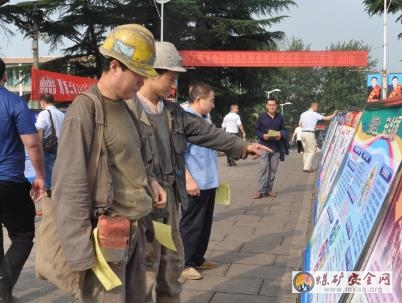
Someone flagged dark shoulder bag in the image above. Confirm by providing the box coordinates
[42,110,58,153]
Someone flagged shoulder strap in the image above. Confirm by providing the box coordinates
[47,109,56,136]
[80,91,105,196]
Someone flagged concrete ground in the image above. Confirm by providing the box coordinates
[7,150,315,303]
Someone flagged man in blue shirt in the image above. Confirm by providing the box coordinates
[179,82,219,280]
[254,98,288,199]
[0,57,45,302]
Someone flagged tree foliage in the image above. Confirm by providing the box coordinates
[363,0,402,38]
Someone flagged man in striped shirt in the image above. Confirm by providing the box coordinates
[222,104,246,166]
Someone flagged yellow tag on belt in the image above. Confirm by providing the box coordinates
[215,183,231,205]
[152,221,177,252]
[91,228,122,291]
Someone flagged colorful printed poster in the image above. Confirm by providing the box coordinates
[305,104,402,303]
[387,73,402,99]
[320,114,345,162]
[350,177,402,303]
[315,111,362,219]
[367,74,382,102]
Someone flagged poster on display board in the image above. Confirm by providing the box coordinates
[350,176,402,303]
[367,74,382,102]
[303,104,402,303]
[313,113,345,224]
[315,113,345,193]
[318,113,345,172]
[387,73,402,99]
[315,111,362,220]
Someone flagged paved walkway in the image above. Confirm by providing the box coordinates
[9,151,316,303]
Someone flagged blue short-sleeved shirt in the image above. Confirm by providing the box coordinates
[0,86,37,182]
[184,108,219,190]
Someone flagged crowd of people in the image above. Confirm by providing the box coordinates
[0,23,339,303]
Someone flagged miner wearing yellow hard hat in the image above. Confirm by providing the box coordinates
[125,41,272,303]
[40,24,167,303]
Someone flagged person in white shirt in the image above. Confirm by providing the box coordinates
[299,101,337,172]
[292,124,304,153]
[35,93,65,194]
[222,104,246,166]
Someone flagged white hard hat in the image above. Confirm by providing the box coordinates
[154,42,186,72]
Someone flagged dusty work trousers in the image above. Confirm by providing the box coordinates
[256,152,280,194]
[301,132,317,170]
[145,186,184,303]
[79,223,146,303]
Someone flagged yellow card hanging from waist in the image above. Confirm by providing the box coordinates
[152,221,177,252]
[215,183,231,205]
[91,228,122,291]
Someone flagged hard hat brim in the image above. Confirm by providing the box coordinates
[128,65,158,78]
[155,66,187,73]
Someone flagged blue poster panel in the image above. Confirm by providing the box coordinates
[387,73,402,99]
[315,111,362,221]
[304,104,402,303]
[351,176,402,303]
[367,74,382,102]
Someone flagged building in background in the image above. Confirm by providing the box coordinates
[3,56,58,99]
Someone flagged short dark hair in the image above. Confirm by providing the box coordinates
[189,82,213,103]
[155,68,170,76]
[40,93,55,104]
[0,58,5,79]
[371,76,378,80]
[310,101,319,106]
[392,76,398,81]
[101,56,128,72]
[266,98,277,104]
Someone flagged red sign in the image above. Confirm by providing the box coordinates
[31,69,98,102]
[179,51,368,67]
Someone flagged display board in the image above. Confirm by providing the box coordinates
[315,111,362,220]
[303,103,402,303]
[367,74,382,102]
[387,73,402,99]
[319,113,345,170]
[350,176,402,303]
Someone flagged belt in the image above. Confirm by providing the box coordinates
[302,130,315,133]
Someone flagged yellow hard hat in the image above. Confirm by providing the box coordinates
[99,24,157,78]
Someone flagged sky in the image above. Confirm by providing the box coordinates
[1,0,401,72]
[272,0,401,72]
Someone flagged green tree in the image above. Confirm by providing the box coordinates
[0,1,31,37]
[9,0,295,81]
[319,40,377,114]
[363,0,402,38]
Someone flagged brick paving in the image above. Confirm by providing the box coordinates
[8,151,316,302]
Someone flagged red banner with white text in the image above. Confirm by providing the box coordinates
[179,50,368,67]
[31,69,98,102]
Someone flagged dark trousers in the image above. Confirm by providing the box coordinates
[296,140,304,153]
[179,188,216,268]
[226,132,240,165]
[0,181,35,299]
